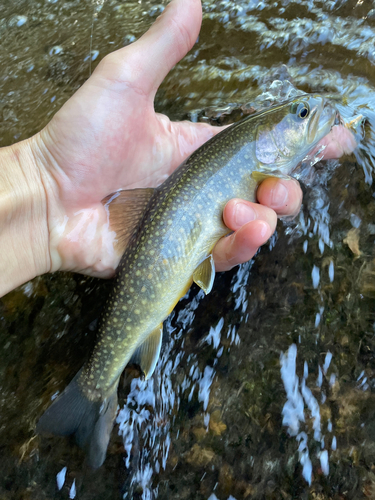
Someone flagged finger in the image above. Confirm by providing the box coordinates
[95,0,202,96]
[213,220,272,272]
[223,198,277,232]
[311,124,358,159]
[257,178,302,217]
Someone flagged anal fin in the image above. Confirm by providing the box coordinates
[193,255,215,295]
[130,324,163,380]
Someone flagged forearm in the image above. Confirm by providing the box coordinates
[0,139,50,297]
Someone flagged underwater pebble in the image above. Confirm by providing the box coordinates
[343,228,362,257]
[218,463,234,495]
[185,444,215,467]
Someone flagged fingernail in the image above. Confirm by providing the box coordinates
[258,220,269,239]
[234,203,256,227]
[271,182,288,208]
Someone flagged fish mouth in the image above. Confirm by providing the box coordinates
[307,97,337,145]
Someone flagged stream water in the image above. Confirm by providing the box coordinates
[1,0,375,499]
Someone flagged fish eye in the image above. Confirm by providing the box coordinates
[291,101,310,119]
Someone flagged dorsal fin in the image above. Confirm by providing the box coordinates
[102,188,155,254]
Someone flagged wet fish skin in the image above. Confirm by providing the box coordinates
[37,95,337,467]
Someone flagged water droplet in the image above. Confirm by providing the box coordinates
[84,50,99,62]
[319,450,329,476]
[56,467,67,491]
[49,45,63,56]
[328,260,334,282]
[311,265,320,288]
[8,15,27,28]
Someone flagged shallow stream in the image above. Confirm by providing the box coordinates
[1,0,375,499]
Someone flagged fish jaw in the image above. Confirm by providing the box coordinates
[306,96,337,146]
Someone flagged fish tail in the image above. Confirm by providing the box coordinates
[36,369,118,468]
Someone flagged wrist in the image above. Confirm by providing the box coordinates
[0,137,50,297]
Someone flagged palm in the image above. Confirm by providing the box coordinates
[41,78,213,210]
[35,0,302,278]
[36,4,222,277]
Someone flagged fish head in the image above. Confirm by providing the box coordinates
[255,95,337,173]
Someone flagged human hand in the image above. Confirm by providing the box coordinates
[0,0,356,297]
[214,178,302,271]
[30,0,305,279]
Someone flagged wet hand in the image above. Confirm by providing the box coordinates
[20,0,357,286]
[215,178,303,271]
[31,0,301,278]
[35,0,217,277]
[2,0,305,297]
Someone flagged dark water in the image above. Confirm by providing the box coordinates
[1,0,375,498]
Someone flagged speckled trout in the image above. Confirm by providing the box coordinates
[37,95,337,467]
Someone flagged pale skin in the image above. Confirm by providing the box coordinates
[0,0,357,298]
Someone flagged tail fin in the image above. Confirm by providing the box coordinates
[36,370,118,468]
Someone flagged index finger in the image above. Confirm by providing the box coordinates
[257,178,303,217]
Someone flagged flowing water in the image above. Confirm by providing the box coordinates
[1,0,375,498]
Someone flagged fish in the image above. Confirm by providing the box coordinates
[36,94,338,468]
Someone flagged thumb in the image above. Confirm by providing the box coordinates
[94,0,203,98]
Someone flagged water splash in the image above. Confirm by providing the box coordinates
[280,344,339,485]
[56,466,67,491]
[231,261,254,315]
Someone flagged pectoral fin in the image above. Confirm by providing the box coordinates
[251,171,292,183]
[193,255,215,295]
[130,324,163,380]
[102,188,155,254]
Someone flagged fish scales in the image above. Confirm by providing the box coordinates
[36,95,338,467]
